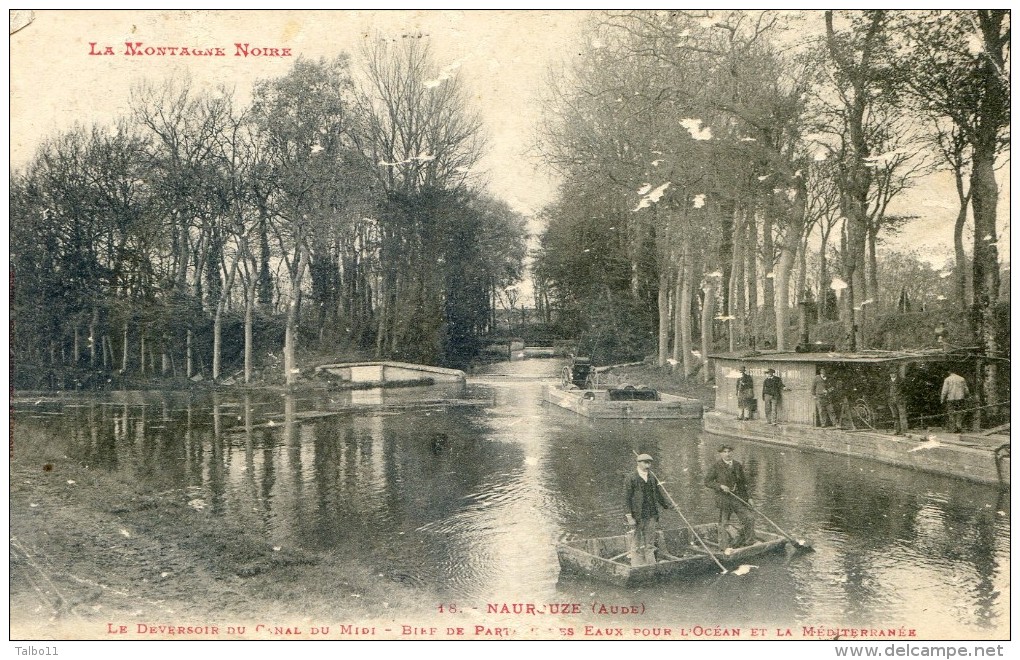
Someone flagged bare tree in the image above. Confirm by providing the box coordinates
[358,36,486,359]
[251,56,368,385]
[131,75,233,377]
[820,10,902,350]
[899,10,1010,423]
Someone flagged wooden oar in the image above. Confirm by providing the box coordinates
[724,491,813,551]
[648,469,728,574]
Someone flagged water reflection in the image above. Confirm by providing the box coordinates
[12,365,1008,637]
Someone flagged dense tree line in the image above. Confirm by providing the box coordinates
[11,40,527,387]
[533,10,1008,418]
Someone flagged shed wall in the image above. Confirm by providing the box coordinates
[714,358,817,425]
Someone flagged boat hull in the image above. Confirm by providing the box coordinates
[543,385,703,420]
[556,524,788,587]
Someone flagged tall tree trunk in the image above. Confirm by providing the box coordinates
[745,205,758,347]
[257,213,274,308]
[175,215,190,291]
[774,253,795,353]
[679,245,695,377]
[186,329,193,378]
[89,308,99,367]
[121,320,129,373]
[657,268,670,368]
[284,242,310,386]
[212,313,223,381]
[952,176,971,313]
[729,207,745,352]
[629,211,644,299]
[826,9,877,353]
[718,199,735,320]
[850,252,866,348]
[672,271,682,370]
[656,216,671,368]
[966,8,1007,427]
[970,151,1000,426]
[701,278,717,383]
[866,225,879,309]
[761,206,775,316]
[818,226,831,322]
[244,279,255,384]
[162,335,170,376]
[774,182,807,352]
[212,247,242,381]
[796,225,810,312]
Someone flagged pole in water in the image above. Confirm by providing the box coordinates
[725,490,813,552]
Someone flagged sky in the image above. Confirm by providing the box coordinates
[9,9,583,218]
[8,9,1010,268]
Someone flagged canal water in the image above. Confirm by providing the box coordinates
[12,358,1009,638]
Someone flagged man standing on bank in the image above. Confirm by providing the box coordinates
[813,368,837,427]
[736,366,755,420]
[887,369,909,435]
[940,370,970,433]
[624,454,671,566]
[761,368,785,425]
[704,445,756,550]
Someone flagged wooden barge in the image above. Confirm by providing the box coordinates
[542,384,703,420]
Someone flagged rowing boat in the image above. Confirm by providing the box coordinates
[556,524,789,586]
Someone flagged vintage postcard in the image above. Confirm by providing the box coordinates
[8,9,1011,653]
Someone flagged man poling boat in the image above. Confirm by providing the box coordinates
[704,445,757,550]
[623,453,671,567]
[704,444,814,552]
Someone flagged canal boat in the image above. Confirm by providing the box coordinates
[556,524,788,587]
[542,384,703,419]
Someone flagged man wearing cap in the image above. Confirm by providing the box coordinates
[761,368,785,425]
[736,366,755,420]
[887,368,909,435]
[624,454,671,566]
[813,368,837,427]
[704,445,756,550]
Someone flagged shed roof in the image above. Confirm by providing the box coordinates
[710,349,957,364]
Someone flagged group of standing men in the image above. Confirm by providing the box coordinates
[624,447,756,566]
[814,366,971,433]
[743,364,971,434]
[736,366,786,425]
[811,366,908,432]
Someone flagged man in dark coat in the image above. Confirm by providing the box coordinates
[704,445,756,550]
[887,369,909,435]
[624,453,671,566]
[736,366,755,420]
[761,368,785,425]
[813,368,837,427]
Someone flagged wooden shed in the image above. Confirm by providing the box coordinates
[710,350,973,429]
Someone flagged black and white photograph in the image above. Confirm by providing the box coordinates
[8,9,1011,652]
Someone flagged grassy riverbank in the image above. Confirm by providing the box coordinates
[10,426,437,640]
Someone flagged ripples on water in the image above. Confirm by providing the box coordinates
[11,358,1009,637]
